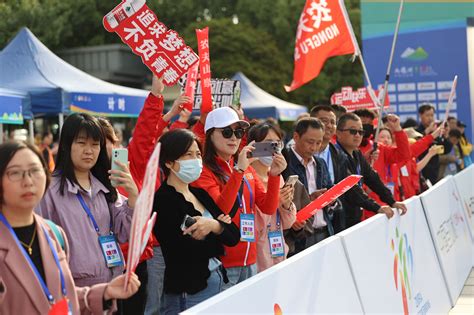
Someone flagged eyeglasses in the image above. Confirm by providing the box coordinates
[6,167,45,182]
[339,128,365,136]
[219,127,245,139]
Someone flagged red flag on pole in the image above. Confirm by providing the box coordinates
[285,0,358,92]
[183,64,199,112]
[196,27,213,114]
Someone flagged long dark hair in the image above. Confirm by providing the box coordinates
[55,113,117,202]
[247,123,283,143]
[0,141,51,205]
[203,129,231,184]
[159,129,202,177]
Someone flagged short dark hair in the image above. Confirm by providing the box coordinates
[418,103,435,114]
[332,104,347,114]
[159,129,202,177]
[402,118,418,129]
[447,116,457,122]
[354,109,375,120]
[449,129,462,139]
[248,123,283,143]
[0,141,51,204]
[337,113,361,130]
[310,105,336,117]
[97,117,119,144]
[42,131,52,140]
[294,117,324,136]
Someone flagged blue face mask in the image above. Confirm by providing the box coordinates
[172,159,203,184]
[258,156,273,167]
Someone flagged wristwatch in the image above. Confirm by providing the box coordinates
[233,165,245,174]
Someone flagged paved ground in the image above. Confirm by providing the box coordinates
[450,269,474,314]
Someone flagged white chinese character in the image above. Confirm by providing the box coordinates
[296,13,314,40]
[118,98,126,111]
[124,21,146,43]
[203,78,211,88]
[151,56,169,73]
[136,39,158,61]
[178,47,198,66]
[163,68,179,84]
[159,31,184,52]
[200,39,209,50]
[174,55,189,70]
[202,64,211,75]
[201,52,210,63]
[149,22,167,39]
[108,97,115,111]
[137,10,156,27]
[306,0,332,29]
[221,81,234,94]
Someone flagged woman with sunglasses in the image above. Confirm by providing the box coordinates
[36,113,139,288]
[0,141,140,314]
[247,123,296,272]
[193,107,287,289]
[153,129,240,314]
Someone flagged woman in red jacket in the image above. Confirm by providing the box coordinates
[192,107,286,289]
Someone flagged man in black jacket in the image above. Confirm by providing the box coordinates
[335,112,407,228]
[310,105,395,231]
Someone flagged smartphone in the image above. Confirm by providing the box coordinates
[284,175,298,188]
[249,141,280,158]
[180,215,197,231]
[111,148,128,187]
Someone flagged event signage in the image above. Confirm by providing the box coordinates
[124,143,161,286]
[296,175,361,222]
[182,64,199,112]
[103,0,199,86]
[0,95,24,124]
[196,27,212,113]
[339,197,451,314]
[330,86,390,111]
[285,0,358,91]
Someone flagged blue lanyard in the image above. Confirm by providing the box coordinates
[386,166,393,182]
[267,210,281,231]
[225,171,254,214]
[76,193,112,236]
[0,214,67,304]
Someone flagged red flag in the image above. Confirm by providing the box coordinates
[296,175,362,222]
[183,64,199,112]
[285,0,358,92]
[196,27,213,114]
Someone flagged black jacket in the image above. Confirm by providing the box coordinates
[153,182,240,294]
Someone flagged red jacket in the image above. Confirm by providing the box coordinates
[192,156,280,268]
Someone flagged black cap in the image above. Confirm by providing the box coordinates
[457,120,466,128]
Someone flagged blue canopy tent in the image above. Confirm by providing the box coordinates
[232,72,307,121]
[0,28,148,118]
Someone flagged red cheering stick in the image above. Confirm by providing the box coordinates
[296,175,362,223]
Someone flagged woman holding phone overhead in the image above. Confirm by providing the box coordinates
[192,107,287,289]
[36,113,139,287]
[0,141,140,314]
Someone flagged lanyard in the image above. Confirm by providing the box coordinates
[0,214,67,304]
[236,177,254,214]
[76,193,112,236]
[386,166,393,182]
[267,210,281,231]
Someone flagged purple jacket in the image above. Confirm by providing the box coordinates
[35,175,133,287]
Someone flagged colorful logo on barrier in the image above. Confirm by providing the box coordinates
[391,227,414,315]
[274,303,283,315]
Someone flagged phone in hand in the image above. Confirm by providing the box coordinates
[248,141,280,158]
[180,215,197,231]
[111,148,128,187]
[284,175,298,188]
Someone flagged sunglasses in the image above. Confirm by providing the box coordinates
[339,128,365,136]
[219,127,245,139]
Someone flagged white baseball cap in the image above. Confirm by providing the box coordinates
[204,107,250,133]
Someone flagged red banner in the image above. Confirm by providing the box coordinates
[196,27,213,114]
[285,0,358,92]
[183,64,199,112]
[330,86,390,112]
[103,1,198,86]
[296,175,362,222]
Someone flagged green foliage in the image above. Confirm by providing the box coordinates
[0,0,363,107]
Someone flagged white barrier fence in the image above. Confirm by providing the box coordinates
[184,166,474,314]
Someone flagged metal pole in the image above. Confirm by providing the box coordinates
[374,0,405,143]
[0,123,3,144]
[59,113,64,131]
[28,119,34,144]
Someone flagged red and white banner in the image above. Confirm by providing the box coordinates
[330,86,390,112]
[124,143,161,286]
[196,27,213,113]
[103,1,198,86]
[296,175,361,222]
[285,0,358,92]
[183,64,199,112]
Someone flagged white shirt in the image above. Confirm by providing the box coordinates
[291,148,326,228]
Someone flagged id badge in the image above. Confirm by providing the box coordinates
[268,230,285,258]
[98,235,124,268]
[400,166,409,177]
[386,182,395,195]
[449,163,457,172]
[240,213,255,242]
[48,298,71,315]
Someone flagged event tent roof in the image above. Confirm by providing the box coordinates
[0,28,148,117]
[232,72,307,121]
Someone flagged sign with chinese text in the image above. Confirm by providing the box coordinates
[196,28,212,113]
[330,86,390,112]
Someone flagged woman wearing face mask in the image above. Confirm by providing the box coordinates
[192,107,287,289]
[247,123,296,272]
[153,129,240,314]
[36,113,139,287]
[0,141,140,314]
